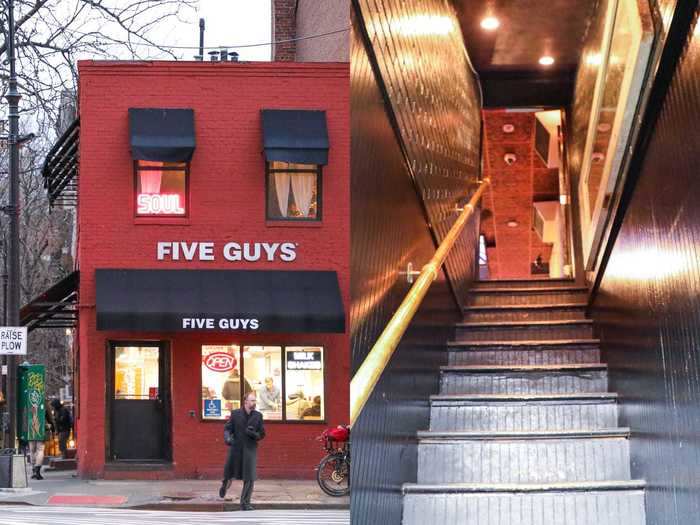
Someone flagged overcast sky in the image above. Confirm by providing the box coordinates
[166,0,272,61]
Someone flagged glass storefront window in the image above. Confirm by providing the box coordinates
[285,347,324,421]
[135,160,188,216]
[114,346,159,399]
[200,344,325,422]
[201,345,243,420]
[243,346,283,421]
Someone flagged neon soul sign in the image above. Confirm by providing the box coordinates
[137,193,185,215]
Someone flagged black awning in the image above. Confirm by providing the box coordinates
[261,109,329,165]
[129,108,196,162]
[20,271,79,332]
[96,269,345,333]
[42,118,79,208]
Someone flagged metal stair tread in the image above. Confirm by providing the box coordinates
[475,278,576,285]
[441,363,607,372]
[464,302,588,311]
[417,428,631,441]
[472,286,588,294]
[448,338,600,348]
[430,392,618,403]
[456,319,594,328]
[402,479,646,494]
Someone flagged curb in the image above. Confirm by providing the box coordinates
[132,501,350,512]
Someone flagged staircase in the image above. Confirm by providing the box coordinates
[402,279,646,524]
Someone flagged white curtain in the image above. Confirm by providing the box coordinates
[140,170,162,194]
[274,172,291,217]
[291,173,316,217]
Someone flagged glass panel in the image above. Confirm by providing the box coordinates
[201,345,243,420]
[285,347,324,421]
[114,346,159,400]
[243,346,283,420]
[136,160,187,216]
[585,2,634,220]
[267,161,319,220]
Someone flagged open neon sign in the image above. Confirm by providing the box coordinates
[137,193,185,215]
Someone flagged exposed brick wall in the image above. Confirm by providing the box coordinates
[76,61,350,479]
[481,110,559,279]
[272,0,297,61]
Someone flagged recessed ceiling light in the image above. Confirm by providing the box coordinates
[480,16,500,31]
[539,55,555,66]
[597,122,612,132]
[506,220,519,228]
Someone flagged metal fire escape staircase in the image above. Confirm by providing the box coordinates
[401,280,647,524]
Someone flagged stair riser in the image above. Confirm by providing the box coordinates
[403,491,646,525]
[464,308,587,322]
[417,438,631,484]
[469,291,588,306]
[474,280,577,289]
[456,324,594,341]
[440,371,608,395]
[430,402,618,432]
[448,348,601,366]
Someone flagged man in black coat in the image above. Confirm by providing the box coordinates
[219,391,266,510]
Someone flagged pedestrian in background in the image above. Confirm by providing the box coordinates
[50,399,72,458]
[27,400,55,480]
[219,391,266,510]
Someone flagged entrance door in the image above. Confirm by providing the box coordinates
[109,342,171,461]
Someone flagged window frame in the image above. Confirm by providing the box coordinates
[199,343,326,425]
[133,160,191,218]
[265,162,323,222]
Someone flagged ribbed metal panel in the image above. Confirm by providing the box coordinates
[440,368,609,395]
[430,398,618,432]
[456,321,594,341]
[464,305,587,322]
[403,489,646,525]
[469,289,589,306]
[416,436,631,484]
[448,347,600,365]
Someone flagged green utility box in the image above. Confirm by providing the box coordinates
[17,364,46,442]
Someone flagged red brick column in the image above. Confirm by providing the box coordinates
[272,0,296,61]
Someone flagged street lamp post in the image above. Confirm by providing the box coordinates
[4,0,22,453]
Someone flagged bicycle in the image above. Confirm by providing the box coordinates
[316,425,350,497]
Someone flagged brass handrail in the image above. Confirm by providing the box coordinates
[350,178,491,424]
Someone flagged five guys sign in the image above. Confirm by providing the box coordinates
[156,241,297,262]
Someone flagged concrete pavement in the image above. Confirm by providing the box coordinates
[0,470,349,511]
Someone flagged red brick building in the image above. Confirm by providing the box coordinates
[39,60,349,479]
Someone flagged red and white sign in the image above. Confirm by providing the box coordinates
[203,352,237,372]
[137,193,185,215]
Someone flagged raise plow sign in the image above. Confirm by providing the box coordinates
[0,327,27,355]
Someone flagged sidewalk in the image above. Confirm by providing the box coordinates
[0,470,349,511]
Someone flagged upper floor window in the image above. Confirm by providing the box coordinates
[135,160,188,216]
[261,109,329,223]
[129,108,195,218]
[266,161,321,220]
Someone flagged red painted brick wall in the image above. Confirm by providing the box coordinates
[76,61,350,479]
[272,0,296,61]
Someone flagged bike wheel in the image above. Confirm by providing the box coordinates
[316,454,350,496]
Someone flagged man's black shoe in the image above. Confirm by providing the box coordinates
[218,479,228,498]
[241,504,254,511]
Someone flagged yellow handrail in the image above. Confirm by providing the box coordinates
[350,178,491,424]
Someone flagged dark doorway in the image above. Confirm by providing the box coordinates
[107,341,171,462]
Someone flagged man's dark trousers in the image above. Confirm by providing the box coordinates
[241,480,254,507]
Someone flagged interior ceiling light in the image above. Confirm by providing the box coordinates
[480,16,500,31]
[597,122,612,132]
[502,124,515,133]
[506,219,519,228]
[539,55,555,66]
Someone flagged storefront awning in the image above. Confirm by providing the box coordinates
[20,271,79,332]
[96,269,345,333]
[129,108,196,162]
[261,109,329,165]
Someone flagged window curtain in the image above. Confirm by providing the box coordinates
[140,171,162,194]
[274,172,291,217]
[291,173,315,217]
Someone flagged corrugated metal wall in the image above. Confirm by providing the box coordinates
[590,7,700,525]
[350,0,482,522]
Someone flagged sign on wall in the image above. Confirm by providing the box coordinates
[0,327,27,355]
[156,241,298,262]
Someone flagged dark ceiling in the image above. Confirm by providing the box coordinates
[452,0,599,107]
